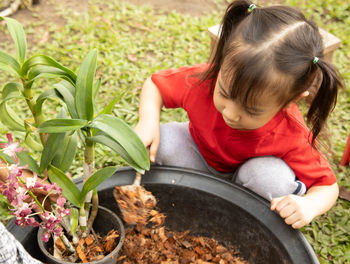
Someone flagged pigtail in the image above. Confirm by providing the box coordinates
[201,0,253,89]
[307,59,344,148]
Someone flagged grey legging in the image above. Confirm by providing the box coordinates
[155,122,306,201]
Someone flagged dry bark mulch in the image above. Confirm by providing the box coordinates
[114,186,249,264]
[117,225,248,264]
[54,229,120,263]
[114,185,165,226]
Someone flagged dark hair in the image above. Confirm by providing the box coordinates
[201,0,344,148]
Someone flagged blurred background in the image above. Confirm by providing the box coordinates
[0,1,349,263]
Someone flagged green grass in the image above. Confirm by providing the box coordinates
[0,0,349,263]
[284,1,350,263]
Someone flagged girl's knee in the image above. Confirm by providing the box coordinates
[156,123,188,162]
[156,122,208,171]
[235,156,306,201]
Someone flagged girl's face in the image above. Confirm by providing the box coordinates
[213,72,282,130]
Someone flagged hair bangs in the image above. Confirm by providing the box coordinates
[222,44,291,110]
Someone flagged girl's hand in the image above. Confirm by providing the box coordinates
[271,183,338,229]
[135,77,163,163]
[134,120,160,163]
[270,194,315,229]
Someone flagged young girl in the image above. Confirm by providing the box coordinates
[134,0,344,229]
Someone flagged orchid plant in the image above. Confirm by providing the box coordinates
[0,133,70,244]
[0,16,149,255]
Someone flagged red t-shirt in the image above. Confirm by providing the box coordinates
[151,64,336,189]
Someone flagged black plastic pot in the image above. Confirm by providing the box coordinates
[36,206,124,264]
[7,165,319,264]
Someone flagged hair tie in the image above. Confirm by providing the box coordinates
[313,57,319,64]
[248,4,256,11]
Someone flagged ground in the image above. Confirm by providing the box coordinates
[0,0,283,44]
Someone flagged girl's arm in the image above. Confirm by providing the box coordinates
[270,182,339,229]
[134,77,164,162]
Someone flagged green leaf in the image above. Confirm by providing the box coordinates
[0,152,14,164]
[0,102,25,131]
[89,114,150,171]
[48,165,81,207]
[56,107,68,119]
[98,91,125,116]
[39,133,65,173]
[17,151,40,175]
[0,153,8,164]
[93,78,101,99]
[52,132,78,172]
[80,167,117,203]
[53,81,78,119]
[27,65,74,86]
[0,64,19,76]
[1,17,27,64]
[69,208,79,236]
[75,49,97,121]
[2,82,23,101]
[38,118,88,133]
[24,133,43,152]
[21,55,76,81]
[0,51,20,76]
[89,133,144,173]
[34,89,62,116]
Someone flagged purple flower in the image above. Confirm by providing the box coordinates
[0,134,23,162]
[25,217,40,227]
[15,218,25,226]
[64,209,71,216]
[57,197,66,208]
[1,134,66,241]
[25,173,38,189]
[44,216,57,230]
[53,227,62,237]
[42,232,50,242]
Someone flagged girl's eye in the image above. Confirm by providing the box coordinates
[246,110,260,117]
[219,91,228,98]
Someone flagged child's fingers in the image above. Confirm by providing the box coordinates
[149,138,160,163]
[283,210,299,225]
[270,196,285,211]
[291,219,307,229]
[278,204,296,219]
[271,195,294,212]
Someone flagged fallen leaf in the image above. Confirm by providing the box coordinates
[127,54,137,62]
[339,186,350,201]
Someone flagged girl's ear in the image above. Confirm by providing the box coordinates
[298,90,310,99]
[285,91,310,109]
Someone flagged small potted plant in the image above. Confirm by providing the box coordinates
[0,16,150,263]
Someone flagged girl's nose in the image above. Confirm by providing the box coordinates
[223,107,240,122]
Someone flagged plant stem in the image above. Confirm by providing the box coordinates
[59,233,75,253]
[87,190,98,232]
[82,129,98,234]
[22,79,47,145]
[83,129,95,182]
[79,205,87,233]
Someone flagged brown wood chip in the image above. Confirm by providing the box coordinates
[117,226,248,264]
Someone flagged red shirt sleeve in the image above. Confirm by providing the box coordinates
[280,106,337,189]
[151,64,208,108]
[283,142,336,189]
